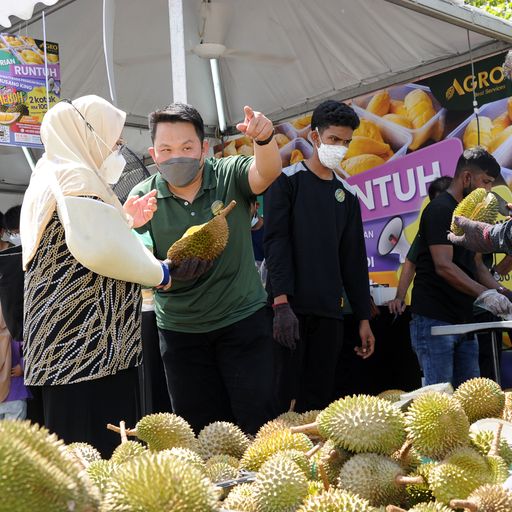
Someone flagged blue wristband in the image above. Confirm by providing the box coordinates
[159,262,170,286]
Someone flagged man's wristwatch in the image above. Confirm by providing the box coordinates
[255,129,275,146]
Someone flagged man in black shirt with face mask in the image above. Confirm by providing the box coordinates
[410,147,511,388]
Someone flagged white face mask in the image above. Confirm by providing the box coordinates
[251,215,259,228]
[8,233,21,246]
[100,149,126,184]
[1,232,9,242]
[316,128,348,169]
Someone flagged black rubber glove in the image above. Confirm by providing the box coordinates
[168,257,214,281]
[273,303,299,350]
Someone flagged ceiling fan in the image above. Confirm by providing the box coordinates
[190,0,295,65]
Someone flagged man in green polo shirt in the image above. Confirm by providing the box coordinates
[131,103,281,435]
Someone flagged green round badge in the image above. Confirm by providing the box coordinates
[211,200,224,216]
[335,188,345,203]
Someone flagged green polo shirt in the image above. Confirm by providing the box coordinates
[130,155,267,333]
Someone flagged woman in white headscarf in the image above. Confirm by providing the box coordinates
[20,95,170,457]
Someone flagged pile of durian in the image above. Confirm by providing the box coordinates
[2,377,512,511]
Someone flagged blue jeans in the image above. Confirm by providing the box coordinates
[409,314,480,388]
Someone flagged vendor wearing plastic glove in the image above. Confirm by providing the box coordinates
[130,103,281,435]
[264,101,375,414]
[408,146,505,389]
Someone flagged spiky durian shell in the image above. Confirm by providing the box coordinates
[252,456,308,512]
[0,420,99,512]
[317,395,406,455]
[205,453,240,469]
[451,188,498,235]
[6,103,29,116]
[100,451,218,511]
[485,454,510,484]
[502,391,512,422]
[300,410,322,425]
[453,377,505,423]
[408,503,453,512]
[66,442,102,467]
[87,459,115,495]
[163,447,205,474]
[240,429,313,471]
[463,483,512,512]
[134,412,197,452]
[255,418,293,439]
[266,449,311,478]
[405,392,470,459]
[311,439,352,484]
[405,462,436,506]
[204,461,238,483]
[429,446,493,504]
[470,429,512,466]
[110,440,146,466]
[337,453,406,507]
[297,488,374,511]
[223,483,258,512]
[197,421,250,460]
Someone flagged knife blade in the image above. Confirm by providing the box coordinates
[491,191,511,217]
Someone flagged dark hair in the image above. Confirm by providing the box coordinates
[428,176,452,201]
[0,211,3,230]
[311,100,360,132]
[454,146,501,179]
[148,103,204,143]
[4,205,21,231]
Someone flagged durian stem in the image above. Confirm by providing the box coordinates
[394,475,424,485]
[306,443,323,458]
[120,421,128,444]
[107,423,137,437]
[290,422,320,435]
[289,398,296,412]
[386,506,407,512]
[318,462,330,491]
[219,200,237,217]
[397,439,412,462]
[489,422,503,457]
[449,499,477,511]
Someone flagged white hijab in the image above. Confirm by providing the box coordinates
[20,95,128,269]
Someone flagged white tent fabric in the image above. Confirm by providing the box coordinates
[0,0,511,192]
[0,0,58,28]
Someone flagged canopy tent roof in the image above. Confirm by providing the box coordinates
[1,0,511,194]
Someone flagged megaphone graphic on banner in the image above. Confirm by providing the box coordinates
[377,216,411,264]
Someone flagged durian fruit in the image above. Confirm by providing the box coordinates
[311,439,352,484]
[293,115,312,130]
[204,460,238,483]
[297,488,374,512]
[404,89,436,129]
[300,410,322,425]
[303,394,406,455]
[428,446,493,505]
[256,418,294,439]
[197,421,250,460]
[100,451,219,511]
[405,392,470,460]
[110,440,146,466]
[237,144,254,156]
[252,455,308,512]
[66,442,102,467]
[488,125,512,153]
[167,200,236,264]
[267,448,311,478]
[275,133,290,148]
[353,119,384,142]
[6,103,29,116]
[341,154,386,176]
[389,99,408,117]
[366,90,391,116]
[129,412,198,452]
[276,411,303,425]
[407,503,453,512]
[205,453,240,469]
[453,377,505,423]
[470,430,512,466]
[343,136,391,160]
[450,189,499,237]
[240,428,313,471]
[377,389,405,403]
[337,453,406,507]
[306,480,324,497]
[0,104,7,112]
[501,391,512,422]
[508,97,512,121]
[404,462,436,506]
[383,113,413,129]
[463,116,493,149]
[290,149,304,165]
[164,446,206,473]
[87,459,115,495]
[485,453,509,484]
[223,482,258,512]
[491,112,511,139]
[391,442,421,473]
[450,483,512,512]
[0,420,100,512]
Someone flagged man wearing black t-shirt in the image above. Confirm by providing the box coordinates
[411,147,510,388]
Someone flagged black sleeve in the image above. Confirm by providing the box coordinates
[422,202,452,246]
[263,174,295,298]
[339,194,371,320]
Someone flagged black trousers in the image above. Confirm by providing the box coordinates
[158,307,276,435]
[274,314,344,414]
[39,367,140,458]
